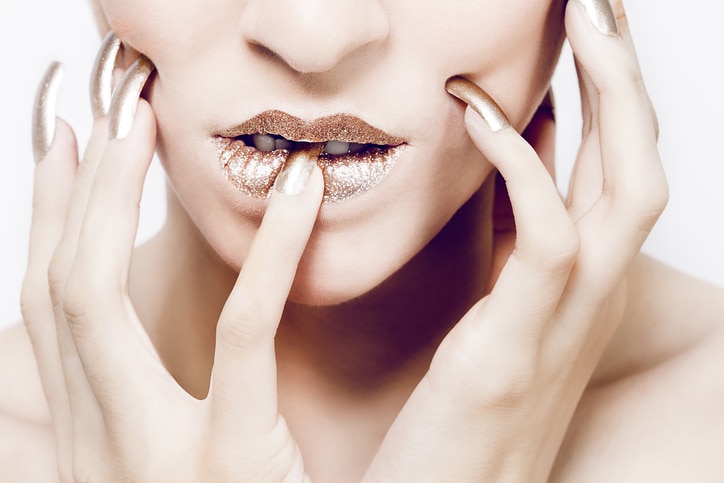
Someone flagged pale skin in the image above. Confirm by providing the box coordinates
[2,0,724,481]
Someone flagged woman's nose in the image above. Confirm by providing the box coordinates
[239,0,389,74]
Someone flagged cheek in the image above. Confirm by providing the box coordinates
[99,0,237,62]
[409,0,565,126]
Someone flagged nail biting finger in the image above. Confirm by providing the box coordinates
[275,143,325,196]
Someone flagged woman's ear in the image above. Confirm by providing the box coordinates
[89,0,111,37]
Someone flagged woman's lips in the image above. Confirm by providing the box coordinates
[214,110,406,203]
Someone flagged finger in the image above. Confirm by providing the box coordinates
[496,91,557,237]
[566,0,667,273]
[566,59,603,220]
[522,90,556,180]
[210,146,324,439]
[446,79,578,342]
[61,100,157,389]
[22,62,76,480]
[21,119,78,452]
[44,34,124,450]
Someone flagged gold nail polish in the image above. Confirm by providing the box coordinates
[90,32,122,119]
[445,76,510,132]
[108,55,155,140]
[32,62,63,163]
[578,0,619,36]
[275,143,325,196]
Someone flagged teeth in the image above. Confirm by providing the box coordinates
[348,143,365,154]
[275,138,294,150]
[249,134,372,155]
[252,133,276,152]
[324,140,350,155]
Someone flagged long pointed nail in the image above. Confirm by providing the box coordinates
[108,55,155,140]
[445,76,510,132]
[90,32,122,119]
[275,143,325,196]
[32,62,63,163]
[578,0,619,36]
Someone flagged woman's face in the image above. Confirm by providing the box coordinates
[96,0,565,305]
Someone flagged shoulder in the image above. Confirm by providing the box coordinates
[0,323,57,481]
[554,255,724,481]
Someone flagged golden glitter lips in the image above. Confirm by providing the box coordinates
[214,110,405,203]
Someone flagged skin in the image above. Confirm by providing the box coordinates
[1,0,724,482]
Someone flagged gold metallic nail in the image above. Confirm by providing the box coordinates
[108,55,155,140]
[445,76,510,132]
[578,0,619,36]
[32,62,63,163]
[275,143,325,196]
[90,31,122,119]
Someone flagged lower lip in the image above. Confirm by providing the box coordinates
[215,138,402,203]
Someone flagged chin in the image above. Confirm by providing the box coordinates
[286,234,405,307]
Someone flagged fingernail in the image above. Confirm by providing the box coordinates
[90,31,122,119]
[578,0,619,36]
[109,55,155,140]
[32,61,63,163]
[275,143,324,196]
[445,76,510,132]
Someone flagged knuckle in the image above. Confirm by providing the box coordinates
[622,169,670,232]
[60,268,105,337]
[47,244,74,305]
[431,329,539,412]
[217,294,271,351]
[524,222,580,274]
[217,319,262,351]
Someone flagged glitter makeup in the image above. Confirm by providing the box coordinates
[216,138,402,203]
[215,111,405,203]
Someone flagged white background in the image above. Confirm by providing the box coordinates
[1,1,722,329]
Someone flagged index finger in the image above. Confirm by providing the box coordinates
[566,0,668,275]
[210,145,324,438]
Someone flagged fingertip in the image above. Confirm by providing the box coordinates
[302,164,325,207]
[116,99,157,146]
[266,164,324,228]
[134,99,157,137]
[105,98,157,163]
[39,118,79,174]
[463,107,516,159]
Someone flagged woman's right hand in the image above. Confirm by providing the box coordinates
[21,57,322,482]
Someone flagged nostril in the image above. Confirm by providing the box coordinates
[239,0,390,74]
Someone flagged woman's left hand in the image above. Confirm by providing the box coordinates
[363,0,667,481]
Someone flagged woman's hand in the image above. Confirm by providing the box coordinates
[21,47,322,482]
[363,0,667,481]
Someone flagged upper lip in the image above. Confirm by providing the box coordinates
[217,110,405,146]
